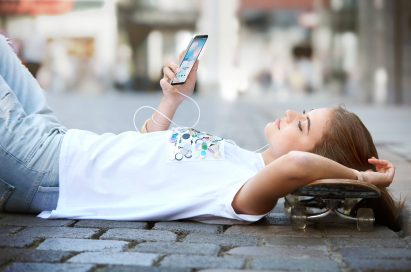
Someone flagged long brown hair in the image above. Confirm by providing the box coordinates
[311,106,402,231]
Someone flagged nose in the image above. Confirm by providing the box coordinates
[285,110,299,123]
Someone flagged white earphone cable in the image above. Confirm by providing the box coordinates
[133,91,201,132]
[132,90,268,153]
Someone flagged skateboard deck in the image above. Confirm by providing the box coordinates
[284,179,381,231]
[292,179,381,199]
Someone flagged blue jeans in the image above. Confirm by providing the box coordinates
[0,35,66,213]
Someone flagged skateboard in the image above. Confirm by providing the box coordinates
[284,179,381,231]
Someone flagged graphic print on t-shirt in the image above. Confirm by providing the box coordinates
[169,128,225,162]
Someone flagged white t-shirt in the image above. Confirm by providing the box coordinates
[38,127,267,224]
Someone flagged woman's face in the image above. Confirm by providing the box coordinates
[264,108,333,159]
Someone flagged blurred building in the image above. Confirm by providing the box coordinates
[117,0,325,99]
[116,0,240,100]
[0,0,117,94]
[236,0,324,97]
[357,0,411,105]
[0,0,409,104]
[236,0,411,105]
[116,0,200,90]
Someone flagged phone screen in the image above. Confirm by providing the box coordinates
[171,35,208,85]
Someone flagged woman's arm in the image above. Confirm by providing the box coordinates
[143,54,199,133]
[232,151,395,215]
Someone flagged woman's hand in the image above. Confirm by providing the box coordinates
[362,157,396,187]
[143,51,198,133]
[160,51,198,106]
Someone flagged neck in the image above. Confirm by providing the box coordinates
[261,148,277,166]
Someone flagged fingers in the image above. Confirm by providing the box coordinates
[160,77,172,90]
[364,157,396,188]
[368,158,392,167]
[163,66,175,82]
[368,157,387,163]
[368,158,396,177]
[163,62,179,82]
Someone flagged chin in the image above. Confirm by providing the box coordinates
[265,121,274,131]
[263,123,271,139]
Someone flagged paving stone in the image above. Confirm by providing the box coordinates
[343,259,411,271]
[74,220,148,229]
[400,203,411,237]
[160,255,245,269]
[326,237,408,248]
[0,214,74,227]
[0,226,21,235]
[224,225,322,237]
[37,238,127,252]
[251,258,340,271]
[263,236,328,248]
[4,262,94,272]
[227,246,328,258]
[96,265,190,272]
[0,248,72,263]
[321,225,399,238]
[17,227,99,239]
[338,247,411,260]
[200,270,273,272]
[133,241,220,255]
[0,236,39,248]
[184,233,258,247]
[68,252,159,266]
[100,228,176,242]
[153,221,224,234]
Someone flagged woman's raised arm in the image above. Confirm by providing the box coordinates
[142,52,198,133]
[232,151,395,215]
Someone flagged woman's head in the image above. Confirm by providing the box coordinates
[264,106,377,168]
[264,107,333,160]
[310,106,378,171]
[302,106,401,231]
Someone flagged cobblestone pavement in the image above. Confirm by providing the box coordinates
[1,90,410,271]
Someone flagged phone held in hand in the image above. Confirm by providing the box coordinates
[171,34,208,85]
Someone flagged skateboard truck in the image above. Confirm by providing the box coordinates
[284,179,380,231]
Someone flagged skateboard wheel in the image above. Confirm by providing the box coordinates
[356,208,374,231]
[284,195,298,215]
[343,198,358,214]
[291,207,307,230]
[283,197,292,214]
[284,200,291,214]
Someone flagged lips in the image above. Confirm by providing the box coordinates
[274,119,280,129]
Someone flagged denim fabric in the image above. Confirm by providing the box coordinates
[0,35,66,213]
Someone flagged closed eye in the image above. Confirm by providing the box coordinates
[298,120,303,132]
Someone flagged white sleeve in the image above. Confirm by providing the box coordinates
[222,177,269,223]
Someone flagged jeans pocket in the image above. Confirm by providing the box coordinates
[29,186,59,213]
[0,177,15,211]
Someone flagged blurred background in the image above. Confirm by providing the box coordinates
[1,0,410,105]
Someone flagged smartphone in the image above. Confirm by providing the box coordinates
[171,34,208,85]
